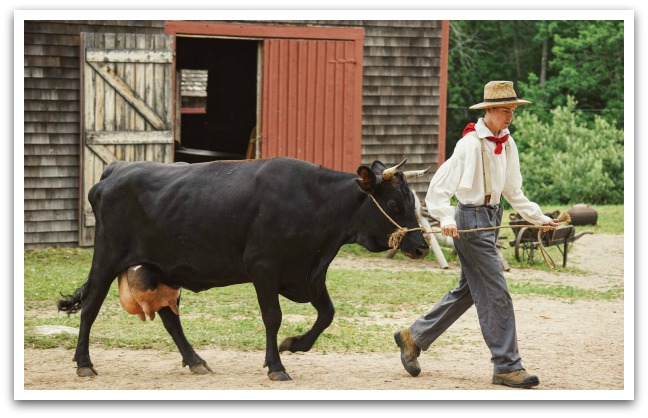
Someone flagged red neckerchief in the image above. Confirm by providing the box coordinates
[463,123,509,155]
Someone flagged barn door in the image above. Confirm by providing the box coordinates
[79,32,175,246]
[261,39,363,172]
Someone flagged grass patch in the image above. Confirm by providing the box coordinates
[24,248,94,302]
[509,282,624,300]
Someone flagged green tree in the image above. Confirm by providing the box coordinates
[513,97,623,205]
[520,20,624,127]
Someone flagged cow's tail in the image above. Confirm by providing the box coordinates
[57,282,86,315]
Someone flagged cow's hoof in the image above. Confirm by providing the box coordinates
[189,363,212,375]
[76,367,98,377]
[268,371,292,381]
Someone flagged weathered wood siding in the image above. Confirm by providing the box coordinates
[360,20,445,195]
[23,20,445,248]
[24,21,165,248]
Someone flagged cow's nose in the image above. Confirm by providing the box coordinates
[413,247,429,259]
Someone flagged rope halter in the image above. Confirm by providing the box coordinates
[368,194,425,250]
[365,160,431,250]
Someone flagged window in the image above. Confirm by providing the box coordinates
[180,69,208,114]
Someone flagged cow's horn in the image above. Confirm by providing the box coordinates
[382,158,407,180]
[404,166,431,179]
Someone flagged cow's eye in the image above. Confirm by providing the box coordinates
[387,200,399,212]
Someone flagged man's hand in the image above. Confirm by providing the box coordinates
[441,224,460,239]
[541,220,559,232]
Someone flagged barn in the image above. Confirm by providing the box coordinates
[23,19,449,248]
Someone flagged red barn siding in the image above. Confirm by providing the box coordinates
[261,39,363,172]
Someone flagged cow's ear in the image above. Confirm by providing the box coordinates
[355,165,377,194]
[370,161,387,176]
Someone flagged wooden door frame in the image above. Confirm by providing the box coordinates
[164,21,364,41]
[164,21,365,163]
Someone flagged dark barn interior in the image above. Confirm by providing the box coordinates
[175,36,258,163]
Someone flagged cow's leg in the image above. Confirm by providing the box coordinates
[157,306,212,375]
[253,282,291,381]
[279,286,334,353]
[74,264,116,377]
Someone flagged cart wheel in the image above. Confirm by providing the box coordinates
[514,227,535,264]
[514,227,526,261]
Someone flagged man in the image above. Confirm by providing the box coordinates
[394,81,558,389]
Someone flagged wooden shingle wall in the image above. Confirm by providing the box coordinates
[24,20,165,248]
[359,20,443,195]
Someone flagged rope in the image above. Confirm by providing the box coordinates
[368,195,426,249]
[368,194,571,269]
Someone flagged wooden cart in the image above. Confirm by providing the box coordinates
[509,218,593,267]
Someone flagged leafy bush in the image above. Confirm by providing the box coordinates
[513,97,624,204]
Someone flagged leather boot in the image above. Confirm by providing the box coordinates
[394,329,421,377]
[492,369,540,388]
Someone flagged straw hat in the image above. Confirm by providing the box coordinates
[469,81,531,110]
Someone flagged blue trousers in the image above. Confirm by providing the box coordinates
[409,203,523,374]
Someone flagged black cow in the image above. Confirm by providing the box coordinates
[58,157,429,381]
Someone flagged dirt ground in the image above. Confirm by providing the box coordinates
[22,233,627,396]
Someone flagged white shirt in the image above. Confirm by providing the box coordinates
[425,118,552,228]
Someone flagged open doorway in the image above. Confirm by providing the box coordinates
[175,36,259,163]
